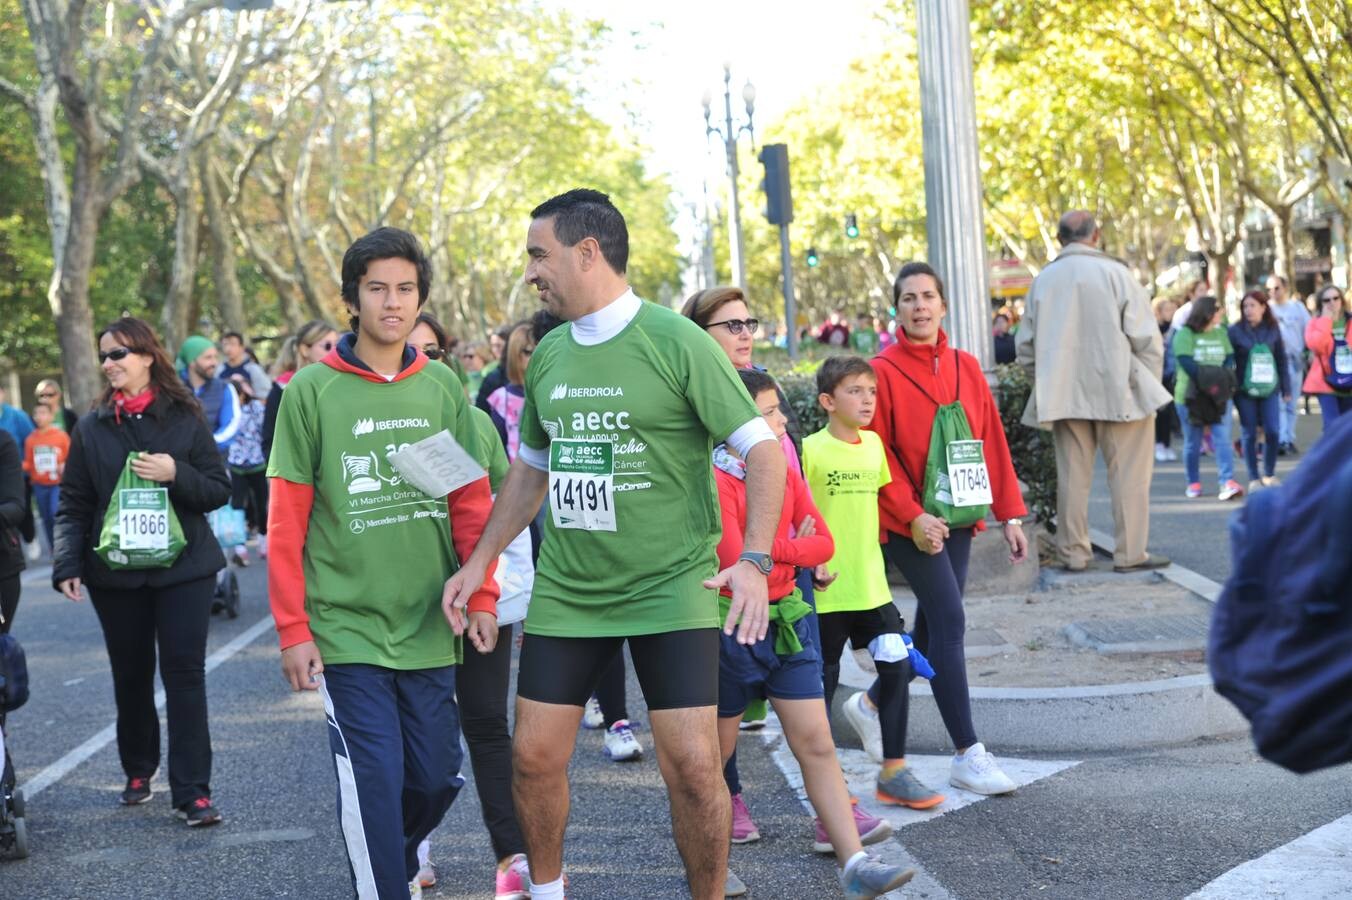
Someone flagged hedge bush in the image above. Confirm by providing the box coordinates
[993,363,1057,531]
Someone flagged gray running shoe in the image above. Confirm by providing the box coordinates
[876,765,945,810]
[839,855,916,899]
[724,868,748,897]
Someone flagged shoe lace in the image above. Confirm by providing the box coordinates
[609,720,632,738]
[128,777,149,790]
[965,748,997,775]
[191,797,213,811]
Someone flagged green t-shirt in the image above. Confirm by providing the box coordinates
[519,301,762,637]
[803,428,893,615]
[1172,326,1233,405]
[850,329,879,355]
[267,359,481,669]
[469,405,509,493]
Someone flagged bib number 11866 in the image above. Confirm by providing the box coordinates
[549,439,616,532]
[118,488,170,550]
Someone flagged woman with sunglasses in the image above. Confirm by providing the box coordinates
[51,317,232,825]
[261,320,339,463]
[1302,285,1352,433]
[33,379,79,433]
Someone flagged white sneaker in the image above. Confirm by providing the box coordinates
[1164,447,1178,461]
[949,742,1016,795]
[842,691,884,763]
[603,719,642,761]
[1154,443,1168,462]
[415,860,437,888]
[409,880,423,899]
[257,534,268,558]
[582,696,604,729]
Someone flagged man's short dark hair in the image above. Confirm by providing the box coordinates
[1057,211,1097,245]
[737,368,779,401]
[341,228,433,331]
[531,189,629,274]
[816,355,875,395]
[531,309,565,344]
[220,331,244,345]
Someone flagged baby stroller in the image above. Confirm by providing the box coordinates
[208,506,246,620]
[0,630,30,859]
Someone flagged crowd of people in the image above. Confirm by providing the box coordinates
[0,191,1345,900]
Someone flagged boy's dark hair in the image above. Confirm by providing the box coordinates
[341,227,433,332]
[1184,295,1222,333]
[816,355,876,396]
[531,309,565,344]
[893,260,947,305]
[530,188,629,275]
[737,367,779,401]
[220,331,244,345]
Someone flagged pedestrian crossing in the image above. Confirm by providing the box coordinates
[1186,813,1352,900]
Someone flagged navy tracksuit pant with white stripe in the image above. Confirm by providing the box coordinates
[320,664,464,899]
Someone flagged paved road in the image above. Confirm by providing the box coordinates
[1089,407,1327,584]
[4,541,1350,898]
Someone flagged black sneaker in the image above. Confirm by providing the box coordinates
[176,796,222,827]
[119,776,153,806]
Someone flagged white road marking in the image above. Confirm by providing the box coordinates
[758,713,1079,898]
[1186,813,1352,899]
[19,614,276,800]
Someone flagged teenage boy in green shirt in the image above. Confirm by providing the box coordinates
[268,227,499,899]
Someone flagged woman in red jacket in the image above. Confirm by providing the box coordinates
[865,262,1028,796]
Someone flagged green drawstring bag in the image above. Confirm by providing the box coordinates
[95,453,186,570]
[1242,342,1278,398]
[879,354,993,530]
[920,402,992,529]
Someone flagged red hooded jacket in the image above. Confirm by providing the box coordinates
[865,329,1025,543]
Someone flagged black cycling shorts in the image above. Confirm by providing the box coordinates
[517,628,719,711]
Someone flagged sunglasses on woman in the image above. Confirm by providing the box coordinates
[421,346,446,360]
[706,318,759,336]
[98,347,133,363]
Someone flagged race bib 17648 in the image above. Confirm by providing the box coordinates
[549,439,616,532]
[946,440,993,508]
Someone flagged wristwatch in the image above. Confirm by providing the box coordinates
[738,551,774,575]
[1003,518,1024,527]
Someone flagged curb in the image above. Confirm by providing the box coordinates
[1088,527,1222,602]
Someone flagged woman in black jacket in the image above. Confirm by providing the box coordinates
[53,317,231,826]
[0,431,25,633]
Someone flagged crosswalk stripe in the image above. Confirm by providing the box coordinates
[1186,812,1352,899]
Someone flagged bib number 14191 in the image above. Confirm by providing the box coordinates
[548,439,616,532]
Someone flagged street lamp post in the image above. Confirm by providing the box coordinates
[703,64,756,289]
[916,0,994,371]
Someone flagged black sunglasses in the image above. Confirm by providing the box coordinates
[421,346,446,360]
[99,347,133,363]
[706,318,759,336]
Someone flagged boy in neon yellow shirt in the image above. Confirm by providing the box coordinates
[803,356,944,810]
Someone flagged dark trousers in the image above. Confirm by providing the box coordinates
[1234,392,1282,481]
[88,575,215,807]
[320,663,464,899]
[32,483,59,549]
[1317,394,1352,433]
[881,529,978,750]
[0,574,18,633]
[593,649,629,727]
[456,623,525,862]
[229,469,269,534]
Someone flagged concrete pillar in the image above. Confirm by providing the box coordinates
[916,0,993,370]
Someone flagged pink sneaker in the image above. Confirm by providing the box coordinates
[495,853,530,900]
[812,800,894,853]
[730,792,760,844]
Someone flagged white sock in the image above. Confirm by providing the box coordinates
[530,876,565,899]
[844,850,868,876]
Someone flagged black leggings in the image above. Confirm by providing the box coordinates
[818,605,911,760]
[881,528,977,750]
[593,650,629,728]
[88,575,216,808]
[456,623,526,862]
[230,470,269,534]
[0,574,18,634]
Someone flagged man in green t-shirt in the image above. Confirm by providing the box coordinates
[443,189,786,900]
[267,227,500,899]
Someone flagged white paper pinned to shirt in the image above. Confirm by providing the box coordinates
[388,429,486,499]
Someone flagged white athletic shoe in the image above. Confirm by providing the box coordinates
[409,879,423,899]
[843,691,884,763]
[582,696,604,730]
[949,742,1017,795]
[603,719,642,761]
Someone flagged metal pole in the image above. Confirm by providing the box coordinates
[779,223,798,362]
[723,67,747,289]
[916,0,993,371]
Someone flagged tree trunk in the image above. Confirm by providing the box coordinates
[54,169,105,413]
[162,180,203,351]
[1271,203,1296,284]
[202,155,247,335]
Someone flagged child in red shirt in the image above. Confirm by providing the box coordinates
[23,402,69,549]
[712,368,914,899]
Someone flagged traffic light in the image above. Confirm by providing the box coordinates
[806,247,820,268]
[845,214,859,239]
[759,143,793,225]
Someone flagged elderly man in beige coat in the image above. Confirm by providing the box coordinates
[1015,211,1172,572]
